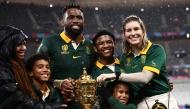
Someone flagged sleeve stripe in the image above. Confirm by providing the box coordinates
[143,66,160,74]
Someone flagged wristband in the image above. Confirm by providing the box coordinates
[53,79,70,89]
[115,72,121,80]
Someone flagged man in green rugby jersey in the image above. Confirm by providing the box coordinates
[37,4,97,109]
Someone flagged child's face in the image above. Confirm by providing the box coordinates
[94,35,116,58]
[113,84,129,104]
[29,59,50,83]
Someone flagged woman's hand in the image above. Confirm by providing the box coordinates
[96,73,116,82]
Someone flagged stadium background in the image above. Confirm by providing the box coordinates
[0,0,190,108]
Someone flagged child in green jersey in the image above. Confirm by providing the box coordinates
[91,30,136,109]
[99,80,136,109]
[26,53,64,103]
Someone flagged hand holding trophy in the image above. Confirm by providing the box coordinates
[74,68,99,109]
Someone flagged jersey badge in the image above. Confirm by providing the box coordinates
[125,57,131,66]
[86,46,91,54]
[61,44,69,54]
[141,55,146,64]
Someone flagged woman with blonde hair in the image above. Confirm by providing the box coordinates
[97,15,178,109]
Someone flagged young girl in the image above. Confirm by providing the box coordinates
[99,80,136,109]
[97,15,179,109]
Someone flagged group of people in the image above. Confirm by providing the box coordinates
[0,3,179,109]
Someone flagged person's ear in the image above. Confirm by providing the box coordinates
[143,30,146,36]
[29,71,33,77]
[113,42,116,49]
[122,32,125,37]
[93,46,98,52]
[60,19,64,26]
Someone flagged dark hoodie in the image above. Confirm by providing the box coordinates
[0,25,62,109]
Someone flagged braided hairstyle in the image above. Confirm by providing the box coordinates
[0,25,38,100]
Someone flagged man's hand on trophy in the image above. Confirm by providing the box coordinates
[62,93,75,102]
[60,78,74,95]
[67,77,75,85]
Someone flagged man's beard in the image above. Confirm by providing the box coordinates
[65,26,83,37]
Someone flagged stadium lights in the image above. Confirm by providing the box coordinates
[95,7,98,10]
[49,4,53,7]
[141,8,144,12]
[186,7,189,11]
[187,33,190,38]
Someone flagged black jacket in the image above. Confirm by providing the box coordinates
[0,26,62,109]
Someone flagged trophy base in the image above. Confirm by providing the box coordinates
[82,104,92,109]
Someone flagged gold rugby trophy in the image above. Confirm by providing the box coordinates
[75,68,99,109]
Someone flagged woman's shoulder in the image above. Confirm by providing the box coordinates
[151,43,164,49]
[149,43,165,52]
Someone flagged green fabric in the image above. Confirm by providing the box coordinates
[36,33,97,109]
[120,43,169,100]
[37,34,97,80]
[65,101,83,109]
[107,96,137,109]
[91,63,121,85]
[91,60,131,109]
[32,83,63,103]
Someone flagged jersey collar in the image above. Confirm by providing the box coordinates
[96,58,120,69]
[140,41,152,55]
[40,84,50,95]
[127,41,152,56]
[60,31,85,44]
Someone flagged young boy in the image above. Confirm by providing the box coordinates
[91,30,120,84]
[91,30,136,109]
[26,53,63,103]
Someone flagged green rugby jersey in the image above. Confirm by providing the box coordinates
[91,58,121,85]
[120,41,169,100]
[102,96,137,109]
[37,32,97,80]
[32,83,63,103]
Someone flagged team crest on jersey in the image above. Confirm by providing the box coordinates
[141,55,146,64]
[61,44,69,54]
[125,57,131,66]
[86,46,91,54]
[151,61,156,66]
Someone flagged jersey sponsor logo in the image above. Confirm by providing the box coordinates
[132,65,138,69]
[73,56,81,59]
[151,61,156,66]
[61,44,69,54]
[125,57,131,66]
[86,46,91,54]
[141,55,146,64]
